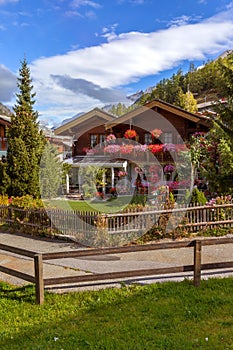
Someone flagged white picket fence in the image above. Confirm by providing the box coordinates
[0,203,232,238]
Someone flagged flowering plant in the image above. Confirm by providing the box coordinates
[110,187,117,194]
[106,133,116,142]
[118,170,128,177]
[164,164,175,173]
[104,144,121,154]
[124,129,137,139]
[95,191,104,199]
[162,143,176,152]
[120,144,134,154]
[148,144,163,154]
[134,144,147,153]
[151,128,162,138]
[82,147,97,155]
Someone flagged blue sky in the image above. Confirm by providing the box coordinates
[0,0,233,126]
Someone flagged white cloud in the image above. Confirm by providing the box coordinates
[0,64,16,102]
[168,15,194,27]
[71,0,101,9]
[0,0,18,4]
[25,5,233,124]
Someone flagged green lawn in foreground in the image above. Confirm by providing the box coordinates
[0,278,233,349]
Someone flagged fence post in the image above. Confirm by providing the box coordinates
[34,254,44,305]
[193,240,202,287]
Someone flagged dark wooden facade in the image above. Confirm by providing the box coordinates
[54,101,210,195]
[0,115,11,157]
[54,108,114,157]
[105,99,210,143]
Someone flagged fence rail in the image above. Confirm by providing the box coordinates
[0,203,233,238]
[0,237,232,304]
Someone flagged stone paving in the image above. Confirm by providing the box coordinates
[0,232,232,293]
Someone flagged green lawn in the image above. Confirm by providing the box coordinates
[46,195,135,213]
[0,278,233,349]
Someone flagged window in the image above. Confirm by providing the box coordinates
[90,134,106,148]
[144,133,152,144]
[163,132,173,144]
[90,134,98,148]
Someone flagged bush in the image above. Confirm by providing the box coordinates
[185,188,207,205]
[10,195,44,209]
[0,195,9,206]
[130,194,147,206]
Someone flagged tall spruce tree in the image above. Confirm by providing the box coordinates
[7,58,45,197]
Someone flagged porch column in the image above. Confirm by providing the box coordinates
[123,161,128,192]
[78,170,82,193]
[66,173,69,194]
[103,171,106,195]
[111,167,114,188]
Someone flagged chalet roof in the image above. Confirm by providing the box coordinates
[0,114,11,125]
[105,99,210,129]
[54,108,115,135]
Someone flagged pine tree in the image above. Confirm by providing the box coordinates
[39,142,63,199]
[6,58,45,197]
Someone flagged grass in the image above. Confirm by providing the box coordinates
[0,278,233,349]
[46,195,136,213]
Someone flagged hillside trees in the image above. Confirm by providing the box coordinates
[107,103,135,116]
[213,55,233,137]
[187,53,233,194]
[137,58,224,108]
[206,54,233,194]
[6,58,45,197]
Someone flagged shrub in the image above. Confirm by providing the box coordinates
[0,195,9,206]
[185,188,207,205]
[10,195,44,209]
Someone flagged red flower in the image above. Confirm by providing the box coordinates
[148,144,163,154]
[124,129,137,139]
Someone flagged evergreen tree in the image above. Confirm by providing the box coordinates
[107,103,135,116]
[0,158,10,195]
[39,142,63,199]
[6,58,45,197]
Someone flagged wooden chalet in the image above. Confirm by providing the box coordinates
[54,100,211,197]
[0,114,11,158]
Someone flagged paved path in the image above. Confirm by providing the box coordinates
[0,232,232,293]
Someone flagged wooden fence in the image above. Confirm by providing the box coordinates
[0,203,232,238]
[0,237,233,304]
[105,203,233,235]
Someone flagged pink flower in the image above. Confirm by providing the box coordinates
[134,144,147,152]
[162,143,176,152]
[104,145,121,153]
[151,128,162,138]
[118,171,128,177]
[120,144,134,154]
[106,134,116,142]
